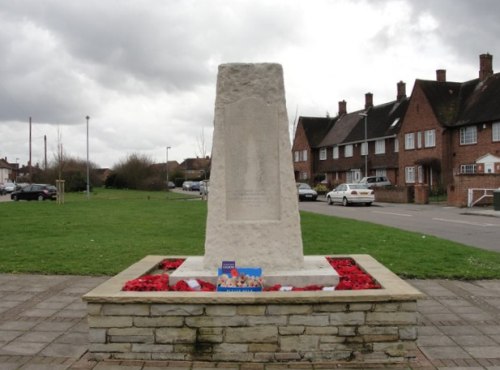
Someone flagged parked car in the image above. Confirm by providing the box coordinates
[10,184,57,201]
[296,183,318,201]
[167,181,176,189]
[326,183,374,206]
[2,182,16,194]
[359,176,391,188]
[190,181,200,191]
[182,181,193,191]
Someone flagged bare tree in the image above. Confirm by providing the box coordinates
[196,127,209,158]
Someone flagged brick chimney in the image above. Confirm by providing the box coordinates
[364,93,373,109]
[479,53,493,81]
[338,100,347,116]
[436,69,446,82]
[397,81,406,101]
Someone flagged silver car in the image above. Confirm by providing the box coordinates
[326,183,374,206]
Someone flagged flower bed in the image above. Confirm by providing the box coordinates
[122,257,380,292]
[84,254,423,364]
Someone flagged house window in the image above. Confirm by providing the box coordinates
[405,133,415,150]
[375,139,385,154]
[493,122,500,142]
[424,129,436,147]
[417,131,422,148]
[319,148,327,160]
[300,172,308,180]
[344,144,353,158]
[460,126,477,145]
[361,142,368,156]
[405,166,415,183]
[394,138,399,152]
[376,169,387,177]
[417,165,423,183]
[333,146,339,159]
[302,150,308,161]
[460,164,477,174]
[294,151,299,162]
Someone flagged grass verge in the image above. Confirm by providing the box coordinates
[0,188,499,279]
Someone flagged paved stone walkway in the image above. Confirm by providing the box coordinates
[0,274,499,369]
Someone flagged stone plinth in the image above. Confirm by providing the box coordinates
[83,255,424,364]
[204,63,304,272]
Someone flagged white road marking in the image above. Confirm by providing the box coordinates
[432,217,499,227]
[372,211,412,217]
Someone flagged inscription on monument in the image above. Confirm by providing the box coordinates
[224,97,280,221]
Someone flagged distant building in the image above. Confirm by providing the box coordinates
[291,53,500,206]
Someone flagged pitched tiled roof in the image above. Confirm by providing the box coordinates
[318,113,359,147]
[0,158,13,169]
[418,72,500,127]
[299,117,336,148]
[343,99,409,144]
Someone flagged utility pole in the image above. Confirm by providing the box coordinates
[86,116,90,199]
[29,117,32,183]
[166,146,171,190]
[44,135,47,170]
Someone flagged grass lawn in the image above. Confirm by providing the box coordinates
[1,188,499,279]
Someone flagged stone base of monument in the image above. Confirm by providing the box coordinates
[83,254,423,364]
[170,256,339,287]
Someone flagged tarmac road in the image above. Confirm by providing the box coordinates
[299,199,500,253]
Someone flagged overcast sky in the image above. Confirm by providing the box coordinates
[1,0,499,169]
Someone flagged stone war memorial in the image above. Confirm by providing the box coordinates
[84,63,423,365]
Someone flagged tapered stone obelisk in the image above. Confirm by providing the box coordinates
[170,63,338,286]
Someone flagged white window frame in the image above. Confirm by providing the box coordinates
[424,129,436,147]
[394,138,399,152]
[493,122,500,142]
[302,150,308,161]
[332,146,339,159]
[460,126,477,145]
[405,166,415,183]
[294,151,299,162]
[319,148,327,160]
[344,144,353,158]
[360,142,368,156]
[300,171,308,180]
[405,133,415,150]
[375,169,387,177]
[417,165,423,183]
[375,139,385,154]
[460,164,477,174]
[417,131,422,148]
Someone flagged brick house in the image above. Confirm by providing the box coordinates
[291,116,335,183]
[316,83,409,187]
[0,157,13,183]
[179,157,211,180]
[398,54,500,204]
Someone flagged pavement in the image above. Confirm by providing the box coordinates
[1,274,500,369]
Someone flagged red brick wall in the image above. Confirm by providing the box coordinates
[398,82,449,187]
[318,137,399,187]
[447,174,500,207]
[292,122,313,182]
[374,186,414,203]
[450,123,500,175]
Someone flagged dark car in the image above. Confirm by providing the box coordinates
[190,181,200,191]
[11,184,57,201]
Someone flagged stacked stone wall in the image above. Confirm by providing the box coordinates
[88,300,418,363]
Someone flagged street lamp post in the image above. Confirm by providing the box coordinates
[86,116,90,199]
[358,112,368,178]
[166,146,171,190]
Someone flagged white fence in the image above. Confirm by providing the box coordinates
[467,188,496,207]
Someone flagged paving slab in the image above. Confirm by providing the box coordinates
[0,274,499,369]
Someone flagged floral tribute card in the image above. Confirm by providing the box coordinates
[217,261,263,292]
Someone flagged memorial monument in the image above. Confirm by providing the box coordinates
[84,63,423,364]
[170,63,338,286]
